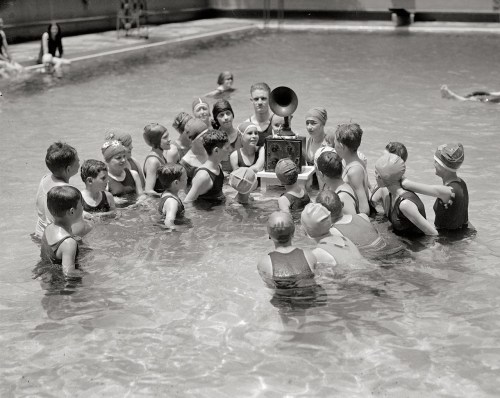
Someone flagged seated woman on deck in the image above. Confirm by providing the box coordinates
[441,85,500,103]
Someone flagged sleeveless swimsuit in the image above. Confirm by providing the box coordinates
[180,158,199,184]
[336,186,360,214]
[236,148,259,168]
[305,136,327,166]
[83,191,110,213]
[108,168,136,196]
[388,191,427,236]
[194,166,225,203]
[281,191,311,211]
[334,215,381,248]
[433,179,469,230]
[158,192,185,219]
[266,248,315,289]
[41,234,79,265]
[144,153,167,193]
[342,161,376,215]
[248,115,273,147]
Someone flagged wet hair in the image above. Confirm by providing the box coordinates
[316,189,343,220]
[385,141,408,162]
[47,22,62,41]
[211,99,234,129]
[46,186,82,218]
[157,164,185,189]
[217,71,233,85]
[143,123,167,149]
[80,159,107,182]
[316,151,343,179]
[202,129,228,155]
[45,142,78,173]
[250,82,271,95]
[172,112,193,134]
[335,123,363,152]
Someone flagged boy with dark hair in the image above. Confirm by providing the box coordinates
[334,123,372,216]
[316,151,358,215]
[35,142,82,238]
[80,159,116,213]
[41,186,85,277]
[275,158,310,212]
[157,164,188,228]
[184,130,230,204]
[385,141,408,162]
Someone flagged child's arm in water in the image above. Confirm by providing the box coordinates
[346,167,370,215]
[250,146,266,173]
[163,197,179,229]
[399,199,438,236]
[402,178,454,204]
[60,238,80,277]
[277,195,291,213]
[229,151,239,172]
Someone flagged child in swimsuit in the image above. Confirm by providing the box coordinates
[301,203,363,266]
[275,158,310,213]
[184,129,230,205]
[180,118,209,183]
[402,143,469,231]
[167,111,193,163]
[305,107,328,166]
[257,211,319,289]
[212,99,241,173]
[229,122,265,173]
[205,71,236,99]
[41,186,87,277]
[80,159,116,214]
[143,123,171,195]
[334,123,372,216]
[157,164,188,229]
[316,151,359,216]
[374,153,438,236]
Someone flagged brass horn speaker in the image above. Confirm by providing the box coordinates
[269,86,298,136]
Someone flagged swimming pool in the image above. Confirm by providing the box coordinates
[1,29,500,396]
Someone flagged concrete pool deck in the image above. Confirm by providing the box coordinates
[6,17,500,71]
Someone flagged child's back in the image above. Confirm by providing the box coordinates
[275,158,311,212]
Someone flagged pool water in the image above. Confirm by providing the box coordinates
[1,30,500,396]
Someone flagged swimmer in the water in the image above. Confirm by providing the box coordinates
[441,85,500,103]
[275,158,311,213]
[80,159,116,215]
[157,164,188,229]
[167,112,193,163]
[204,71,236,99]
[192,97,211,127]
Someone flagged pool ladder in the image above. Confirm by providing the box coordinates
[263,0,285,28]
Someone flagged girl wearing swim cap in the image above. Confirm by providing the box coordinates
[305,107,328,166]
[166,112,194,163]
[143,123,171,195]
[230,122,265,173]
[374,153,437,236]
[192,98,211,127]
[212,99,241,172]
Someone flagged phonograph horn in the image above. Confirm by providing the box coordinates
[269,86,298,117]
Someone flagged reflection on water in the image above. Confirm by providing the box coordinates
[1,30,500,396]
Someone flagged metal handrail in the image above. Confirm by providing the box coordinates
[263,0,285,28]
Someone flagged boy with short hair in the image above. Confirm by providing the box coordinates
[35,142,83,238]
[257,211,319,289]
[157,164,188,228]
[246,82,274,146]
[41,186,84,277]
[184,129,230,204]
[334,123,371,216]
[275,158,310,212]
[316,151,358,215]
[80,159,116,214]
[301,203,364,266]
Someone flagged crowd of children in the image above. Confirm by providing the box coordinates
[35,77,471,291]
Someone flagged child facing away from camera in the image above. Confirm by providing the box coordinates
[257,211,319,289]
[35,142,89,239]
[301,203,364,266]
[157,164,188,228]
[275,158,311,212]
[80,159,116,214]
[402,143,469,232]
[41,186,87,277]
[334,123,372,216]
[184,129,230,205]
[316,151,358,215]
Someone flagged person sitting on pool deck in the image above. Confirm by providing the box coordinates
[316,151,358,216]
[167,111,193,163]
[184,129,230,205]
[180,118,209,183]
[441,85,500,103]
[157,164,188,229]
[257,211,319,289]
[301,203,363,266]
[375,152,438,236]
[80,159,116,214]
[244,82,274,147]
[143,123,171,195]
[41,186,85,278]
[276,158,311,213]
[402,143,469,232]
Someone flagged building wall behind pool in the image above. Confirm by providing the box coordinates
[1,0,499,43]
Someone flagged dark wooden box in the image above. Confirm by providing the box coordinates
[264,136,305,172]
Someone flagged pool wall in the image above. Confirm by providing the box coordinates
[2,0,499,43]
